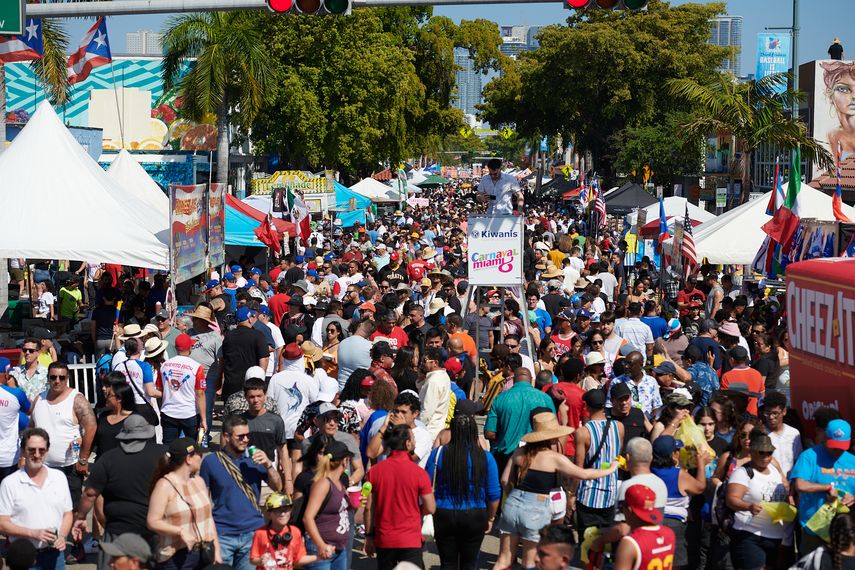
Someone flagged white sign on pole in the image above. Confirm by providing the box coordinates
[715,187,727,208]
[466,215,524,287]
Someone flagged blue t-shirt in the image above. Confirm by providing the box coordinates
[200,451,268,535]
[425,445,501,510]
[640,316,669,340]
[450,382,466,401]
[689,336,723,371]
[532,308,552,338]
[790,445,855,533]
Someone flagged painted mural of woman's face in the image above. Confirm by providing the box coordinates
[831,74,855,121]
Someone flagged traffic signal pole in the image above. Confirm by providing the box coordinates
[27,0,557,17]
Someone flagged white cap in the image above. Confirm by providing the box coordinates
[245,366,266,381]
[317,374,338,402]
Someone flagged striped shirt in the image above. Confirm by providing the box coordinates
[577,418,620,509]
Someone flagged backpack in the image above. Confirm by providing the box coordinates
[712,462,753,534]
[789,546,829,570]
[94,352,114,411]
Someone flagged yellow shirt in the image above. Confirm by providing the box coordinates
[547,249,566,267]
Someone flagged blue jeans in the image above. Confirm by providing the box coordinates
[304,535,348,570]
[34,548,65,570]
[161,413,200,445]
[218,532,253,570]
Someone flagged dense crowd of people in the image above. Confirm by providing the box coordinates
[2,159,855,570]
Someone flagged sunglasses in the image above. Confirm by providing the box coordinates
[231,433,251,440]
[591,340,604,345]
[26,447,47,455]
[22,348,38,354]
[49,374,67,381]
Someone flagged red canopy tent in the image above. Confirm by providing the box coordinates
[562,188,582,200]
[226,194,296,237]
[638,216,703,239]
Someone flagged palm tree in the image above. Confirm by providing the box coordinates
[0,17,70,155]
[668,73,833,203]
[161,12,273,186]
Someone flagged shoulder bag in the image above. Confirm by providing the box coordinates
[122,362,159,426]
[163,478,216,566]
[421,446,443,539]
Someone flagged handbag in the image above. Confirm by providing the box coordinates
[421,447,443,539]
[164,478,215,565]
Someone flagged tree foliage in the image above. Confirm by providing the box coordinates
[479,0,729,184]
[669,72,834,200]
[249,8,504,179]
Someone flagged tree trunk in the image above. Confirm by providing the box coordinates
[216,98,229,186]
[741,147,752,204]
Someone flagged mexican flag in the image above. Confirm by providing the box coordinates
[287,187,311,244]
[762,146,802,254]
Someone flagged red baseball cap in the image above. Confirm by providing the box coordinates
[624,484,662,524]
[175,334,194,352]
[444,358,463,376]
[390,252,400,261]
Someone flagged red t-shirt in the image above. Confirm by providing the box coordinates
[406,259,428,283]
[720,366,765,415]
[624,525,676,570]
[551,333,576,358]
[250,525,307,570]
[370,327,410,350]
[366,450,433,549]
[543,382,588,456]
[268,293,291,327]
[104,264,123,287]
[269,266,283,282]
[677,288,706,317]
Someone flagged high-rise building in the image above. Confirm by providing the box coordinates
[708,16,743,76]
[499,25,542,60]
[454,47,483,117]
[125,30,163,56]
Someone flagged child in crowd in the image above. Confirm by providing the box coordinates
[250,493,315,570]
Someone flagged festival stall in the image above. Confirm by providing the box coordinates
[351,177,400,203]
[692,183,855,265]
[627,196,715,228]
[333,181,371,227]
[604,182,657,216]
[0,101,168,268]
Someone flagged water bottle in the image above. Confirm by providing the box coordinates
[197,427,207,448]
[72,439,80,460]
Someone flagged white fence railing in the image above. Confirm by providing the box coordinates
[67,359,98,405]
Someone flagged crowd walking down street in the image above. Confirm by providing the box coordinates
[2,162,855,570]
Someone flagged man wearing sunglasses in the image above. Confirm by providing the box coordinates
[8,338,48,402]
[0,427,73,570]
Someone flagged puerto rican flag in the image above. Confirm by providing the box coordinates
[0,18,44,63]
[67,17,112,85]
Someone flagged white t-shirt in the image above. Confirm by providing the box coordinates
[596,271,619,302]
[769,425,804,477]
[158,355,206,419]
[36,292,55,319]
[267,369,319,439]
[265,322,286,377]
[729,465,789,539]
[615,473,669,522]
[0,466,72,548]
[0,386,27,467]
[477,172,519,215]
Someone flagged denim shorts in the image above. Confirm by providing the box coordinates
[497,489,552,543]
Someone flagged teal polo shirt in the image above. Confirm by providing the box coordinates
[485,382,556,455]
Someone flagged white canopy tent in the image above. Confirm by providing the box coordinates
[626,196,717,226]
[691,183,855,265]
[351,177,400,202]
[0,101,168,268]
[107,149,170,240]
[409,170,427,184]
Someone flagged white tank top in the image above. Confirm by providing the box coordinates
[33,389,80,467]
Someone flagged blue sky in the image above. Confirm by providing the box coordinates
[64,0,850,68]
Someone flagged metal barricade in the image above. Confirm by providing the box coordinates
[67,357,98,405]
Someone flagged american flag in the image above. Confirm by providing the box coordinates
[0,18,44,63]
[593,181,606,227]
[681,203,698,278]
[67,17,112,85]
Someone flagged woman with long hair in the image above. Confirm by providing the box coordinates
[710,392,738,444]
[533,338,556,378]
[322,321,343,377]
[795,511,855,569]
[338,369,375,424]
[713,417,765,485]
[302,440,354,570]
[147,438,219,569]
[492,412,618,570]
[390,345,419,393]
[94,375,136,456]
[426,414,501,570]
[775,329,790,403]
[752,333,780,393]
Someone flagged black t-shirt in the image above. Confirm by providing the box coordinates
[94,412,128,456]
[753,353,779,391]
[242,410,287,462]
[377,264,408,287]
[92,304,117,340]
[85,441,167,536]
[542,293,571,318]
[820,551,855,570]
[610,407,648,452]
[829,43,844,60]
[709,435,729,458]
[222,326,269,397]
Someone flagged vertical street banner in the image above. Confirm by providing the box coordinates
[207,183,225,269]
[170,184,208,283]
[756,33,791,87]
[466,215,524,287]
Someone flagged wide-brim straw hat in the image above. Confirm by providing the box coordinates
[118,324,142,340]
[144,338,168,359]
[521,412,574,443]
[542,266,563,279]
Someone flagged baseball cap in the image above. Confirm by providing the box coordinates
[575,308,593,319]
[204,279,221,291]
[664,318,682,339]
[245,279,257,289]
[230,265,242,272]
[101,534,152,563]
[307,269,319,278]
[652,435,684,457]
[155,309,170,320]
[168,437,203,459]
[444,358,464,376]
[223,272,236,282]
[317,402,341,417]
[174,334,194,352]
[265,492,293,511]
[235,306,253,322]
[653,361,677,375]
[250,267,262,275]
[611,382,632,400]
[826,419,852,450]
[624,484,663,524]
[390,252,400,261]
[244,366,266,381]
[257,305,271,316]
[324,440,352,462]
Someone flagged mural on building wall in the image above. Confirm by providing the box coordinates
[5,57,216,152]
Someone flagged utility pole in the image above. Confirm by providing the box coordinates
[791,0,800,120]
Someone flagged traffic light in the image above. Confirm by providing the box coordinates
[564,0,648,9]
[266,0,351,15]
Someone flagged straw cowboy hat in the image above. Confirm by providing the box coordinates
[541,265,564,279]
[118,324,142,340]
[144,337,168,359]
[521,412,574,443]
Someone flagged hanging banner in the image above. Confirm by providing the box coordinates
[271,187,286,213]
[407,197,430,208]
[170,184,208,283]
[756,33,791,87]
[208,183,225,269]
[466,215,524,287]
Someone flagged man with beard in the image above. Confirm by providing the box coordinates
[377,251,408,287]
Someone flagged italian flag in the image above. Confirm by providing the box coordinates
[287,188,311,245]
[762,146,802,254]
